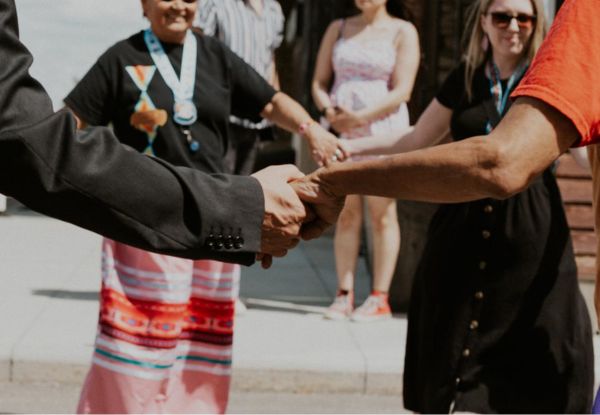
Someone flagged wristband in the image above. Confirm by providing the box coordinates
[298,120,315,136]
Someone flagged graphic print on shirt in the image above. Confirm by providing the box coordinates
[125,65,163,155]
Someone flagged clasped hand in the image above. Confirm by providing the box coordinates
[252,165,345,268]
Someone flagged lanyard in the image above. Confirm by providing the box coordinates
[486,60,527,133]
[144,28,198,126]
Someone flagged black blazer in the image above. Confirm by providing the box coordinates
[0,0,263,265]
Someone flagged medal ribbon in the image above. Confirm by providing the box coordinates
[485,60,527,133]
[144,28,197,123]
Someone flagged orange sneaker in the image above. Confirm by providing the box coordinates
[351,293,392,322]
[324,291,354,320]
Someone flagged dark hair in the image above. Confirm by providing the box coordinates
[386,0,411,21]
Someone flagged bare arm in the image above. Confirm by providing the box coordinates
[311,20,342,117]
[298,97,578,203]
[261,91,345,165]
[343,98,451,156]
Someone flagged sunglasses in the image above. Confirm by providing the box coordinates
[488,12,536,29]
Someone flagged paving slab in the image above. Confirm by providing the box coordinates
[0,204,403,395]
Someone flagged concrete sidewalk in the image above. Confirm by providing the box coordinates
[0,201,406,397]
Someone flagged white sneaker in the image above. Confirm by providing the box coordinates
[350,294,392,323]
[324,292,354,320]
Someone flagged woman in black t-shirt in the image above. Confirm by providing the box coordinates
[342,0,593,413]
[65,1,345,413]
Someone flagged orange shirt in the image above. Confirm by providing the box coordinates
[512,0,600,147]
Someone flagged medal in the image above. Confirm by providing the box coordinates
[144,28,200,149]
[173,99,197,126]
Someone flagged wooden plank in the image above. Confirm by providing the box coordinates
[576,255,595,281]
[556,154,591,179]
[572,230,597,256]
[557,178,593,204]
[565,205,595,230]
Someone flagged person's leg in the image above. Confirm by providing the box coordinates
[367,196,400,293]
[352,196,399,322]
[334,194,363,291]
[325,195,363,320]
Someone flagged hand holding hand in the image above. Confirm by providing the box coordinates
[306,123,348,167]
[329,106,367,134]
[291,169,346,241]
[337,138,354,158]
[252,165,312,267]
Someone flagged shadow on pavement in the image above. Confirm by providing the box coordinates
[32,289,99,301]
[0,198,43,218]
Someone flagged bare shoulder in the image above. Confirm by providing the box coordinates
[318,18,344,45]
[391,19,418,36]
[325,18,345,35]
[390,19,418,46]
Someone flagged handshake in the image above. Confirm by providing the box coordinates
[251,164,345,268]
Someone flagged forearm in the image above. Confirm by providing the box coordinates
[262,92,312,133]
[311,82,334,112]
[320,98,579,203]
[348,127,426,156]
[357,90,409,123]
[321,136,512,202]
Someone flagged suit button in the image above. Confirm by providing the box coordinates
[216,241,224,250]
[469,320,479,330]
[474,291,484,300]
[479,261,487,270]
[484,205,493,213]
[225,242,233,250]
[482,230,491,239]
[234,236,244,249]
[206,234,215,249]
[462,348,471,358]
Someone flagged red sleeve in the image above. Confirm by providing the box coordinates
[511,0,600,147]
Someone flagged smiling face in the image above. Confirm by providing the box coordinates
[141,0,197,43]
[481,0,536,61]
[354,0,388,13]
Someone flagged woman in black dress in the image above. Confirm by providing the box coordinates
[341,0,593,412]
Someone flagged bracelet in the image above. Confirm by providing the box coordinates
[298,120,315,136]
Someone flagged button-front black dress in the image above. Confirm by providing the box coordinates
[402,63,593,413]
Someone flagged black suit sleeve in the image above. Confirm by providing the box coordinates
[0,0,263,265]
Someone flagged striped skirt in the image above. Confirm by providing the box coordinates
[77,239,240,414]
